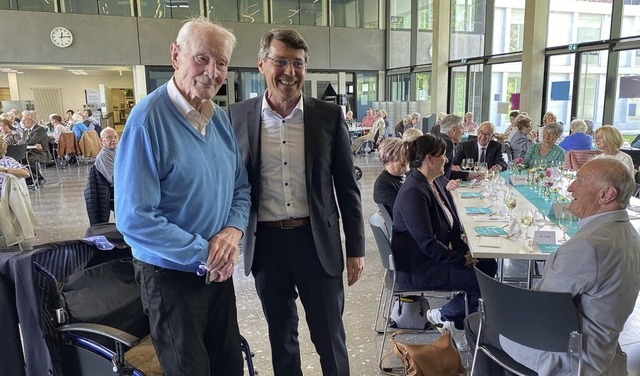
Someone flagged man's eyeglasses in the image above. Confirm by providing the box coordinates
[265,55,306,70]
[477,131,493,137]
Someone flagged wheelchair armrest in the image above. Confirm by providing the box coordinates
[58,323,141,348]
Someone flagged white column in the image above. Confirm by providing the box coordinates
[8,72,20,100]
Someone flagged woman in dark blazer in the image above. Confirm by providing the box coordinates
[391,134,497,330]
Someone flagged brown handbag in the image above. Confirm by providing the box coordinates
[391,328,468,376]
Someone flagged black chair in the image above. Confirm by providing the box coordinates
[370,214,469,372]
[470,268,582,376]
[5,144,28,161]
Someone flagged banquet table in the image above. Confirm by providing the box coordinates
[451,173,640,287]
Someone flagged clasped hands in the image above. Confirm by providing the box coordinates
[204,227,242,282]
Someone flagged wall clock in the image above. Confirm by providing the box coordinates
[50,27,73,48]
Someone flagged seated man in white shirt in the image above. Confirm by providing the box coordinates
[94,127,118,186]
[465,157,640,376]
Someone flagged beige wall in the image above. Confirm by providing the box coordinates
[0,70,133,117]
[0,10,386,70]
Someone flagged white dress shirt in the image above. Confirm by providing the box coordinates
[167,77,214,136]
[258,93,309,221]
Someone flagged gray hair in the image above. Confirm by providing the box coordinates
[176,17,237,53]
[478,121,495,134]
[569,119,587,134]
[410,113,422,121]
[543,122,563,137]
[259,28,309,63]
[440,114,462,134]
[584,157,636,208]
[402,128,423,142]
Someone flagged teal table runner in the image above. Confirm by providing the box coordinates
[500,172,579,237]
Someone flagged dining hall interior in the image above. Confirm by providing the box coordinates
[2,0,640,375]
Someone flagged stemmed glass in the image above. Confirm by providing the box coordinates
[503,192,517,220]
[558,209,573,243]
[520,209,534,239]
[533,210,547,232]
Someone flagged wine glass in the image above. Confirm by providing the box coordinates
[467,159,475,171]
[533,210,546,232]
[503,192,517,219]
[558,209,573,243]
[520,209,534,239]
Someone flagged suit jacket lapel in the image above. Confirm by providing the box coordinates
[303,95,317,189]
[247,97,262,196]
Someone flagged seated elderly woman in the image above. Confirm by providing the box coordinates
[373,138,409,219]
[508,114,533,160]
[524,122,565,168]
[395,115,412,137]
[0,138,30,196]
[559,119,593,151]
[1,118,22,146]
[71,113,89,141]
[595,125,634,173]
[391,134,497,331]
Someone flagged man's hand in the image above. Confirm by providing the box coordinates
[451,165,462,172]
[490,165,502,172]
[464,251,478,267]
[206,227,242,278]
[346,256,364,286]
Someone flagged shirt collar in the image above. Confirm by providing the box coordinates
[261,91,304,118]
[167,77,215,119]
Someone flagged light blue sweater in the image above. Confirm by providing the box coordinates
[114,83,251,273]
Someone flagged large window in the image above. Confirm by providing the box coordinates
[208,0,238,21]
[621,1,640,38]
[546,54,575,126]
[355,72,378,122]
[388,73,410,101]
[416,0,434,65]
[488,62,521,133]
[416,71,431,102]
[614,48,640,131]
[272,0,325,26]
[388,0,411,68]
[330,0,378,28]
[547,1,612,47]
[575,50,608,126]
[138,0,201,18]
[450,0,487,60]
[0,0,55,11]
[492,4,524,55]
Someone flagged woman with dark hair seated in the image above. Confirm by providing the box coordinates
[391,134,497,331]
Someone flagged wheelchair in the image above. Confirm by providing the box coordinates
[0,230,257,376]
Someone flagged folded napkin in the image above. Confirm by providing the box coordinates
[538,244,560,253]
[472,216,509,222]
[465,207,493,215]
[460,192,484,199]
[474,226,509,236]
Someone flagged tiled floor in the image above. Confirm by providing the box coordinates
[20,154,640,375]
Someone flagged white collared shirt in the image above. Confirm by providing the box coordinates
[258,92,309,221]
[167,77,214,136]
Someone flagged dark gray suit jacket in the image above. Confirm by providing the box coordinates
[228,95,365,277]
[25,125,52,163]
[451,139,507,171]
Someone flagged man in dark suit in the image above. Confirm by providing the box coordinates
[228,28,365,376]
[439,114,469,181]
[452,121,507,172]
[22,111,51,187]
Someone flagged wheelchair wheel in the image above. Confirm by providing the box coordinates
[354,166,363,181]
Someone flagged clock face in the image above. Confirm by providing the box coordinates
[51,27,73,48]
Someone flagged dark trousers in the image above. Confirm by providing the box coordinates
[465,312,515,376]
[253,226,349,376]
[133,260,243,376]
[439,259,497,328]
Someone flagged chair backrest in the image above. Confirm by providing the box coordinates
[369,213,392,271]
[564,149,602,170]
[474,268,580,352]
[5,144,27,161]
[377,204,393,239]
[503,142,513,161]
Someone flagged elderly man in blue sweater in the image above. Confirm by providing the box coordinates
[114,17,251,376]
